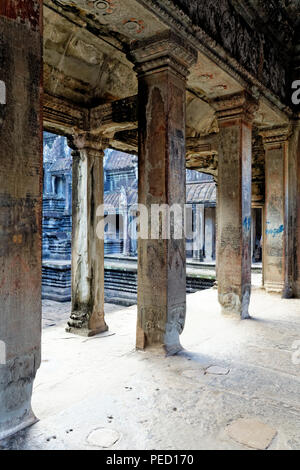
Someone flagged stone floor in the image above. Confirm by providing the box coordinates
[1,287,300,450]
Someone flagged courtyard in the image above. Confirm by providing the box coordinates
[2,287,300,450]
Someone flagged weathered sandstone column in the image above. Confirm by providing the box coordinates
[213,92,258,318]
[204,207,216,262]
[283,121,300,298]
[0,1,42,439]
[66,134,108,337]
[193,204,205,261]
[260,127,290,294]
[131,32,197,354]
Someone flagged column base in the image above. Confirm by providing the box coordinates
[136,328,183,356]
[66,323,108,338]
[66,311,108,337]
[282,283,295,299]
[219,292,251,319]
[0,355,38,441]
[264,282,284,294]
[0,410,38,442]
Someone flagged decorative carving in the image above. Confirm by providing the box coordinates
[43,93,87,134]
[259,125,292,145]
[69,131,109,154]
[90,95,138,133]
[130,31,198,79]
[212,91,259,123]
[122,18,145,35]
[137,0,289,102]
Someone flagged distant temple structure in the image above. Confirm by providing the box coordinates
[42,132,261,302]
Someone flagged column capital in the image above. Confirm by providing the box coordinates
[212,91,259,124]
[68,132,109,157]
[259,125,292,147]
[130,30,198,79]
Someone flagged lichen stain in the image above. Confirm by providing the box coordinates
[0,0,41,31]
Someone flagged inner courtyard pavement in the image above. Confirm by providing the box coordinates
[1,288,299,450]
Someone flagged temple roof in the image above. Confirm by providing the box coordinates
[104,151,137,172]
[104,181,216,209]
[49,158,72,173]
[186,182,216,205]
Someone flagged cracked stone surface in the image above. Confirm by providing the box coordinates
[226,418,277,450]
[205,366,230,376]
[87,428,120,448]
[1,288,300,450]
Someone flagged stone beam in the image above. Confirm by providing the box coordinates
[139,0,289,107]
[90,96,138,137]
[186,135,219,178]
[43,93,87,136]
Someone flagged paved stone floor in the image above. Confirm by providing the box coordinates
[1,288,300,450]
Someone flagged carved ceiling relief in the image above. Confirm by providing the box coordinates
[174,0,289,100]
[51,0,159,40]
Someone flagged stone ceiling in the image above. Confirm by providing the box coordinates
[44,0,295,140]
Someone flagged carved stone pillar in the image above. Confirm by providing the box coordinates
[66,134,108,337]
[260,127,291,294]
[278,121,300,298]
[204,207,216,262]
[0,1,42,440]
[213,92,258,318]
[193,204,205,261]
[131,32,197,354]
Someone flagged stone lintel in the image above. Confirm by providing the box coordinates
[259,126,292,147]
[43,93,87,135]
[130,30,198,78]
[68,131,109,156]
[212,91,259,124]
[90,96,138,136]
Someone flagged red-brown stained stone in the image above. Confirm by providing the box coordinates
[214,92,257,318]
[137,69,187,355]
[0,1,42,439]
[0,0,42,31]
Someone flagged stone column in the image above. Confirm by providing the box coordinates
[283,121,300,298]
[213,92,258,318]
[204,207,216,262]
[260,127,290,294]
[193,204,205,261]
[66,134,108,337]
[0,1,42,439]
[131,32,197,354]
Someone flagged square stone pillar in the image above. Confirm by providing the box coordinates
[213,92,258,318]
[292,123,300,297]
[131,32,197,354]
[193,204,205,261]
[0,1,42,439]
[66,134,108,337]
[204,207,216,262]
[260,127,291,294]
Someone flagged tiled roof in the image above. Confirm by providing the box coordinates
[186,182,216,204]
[104,182,216,209]
[49,158,72,172]
[104,189,138,208]
[104,151,136,171]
